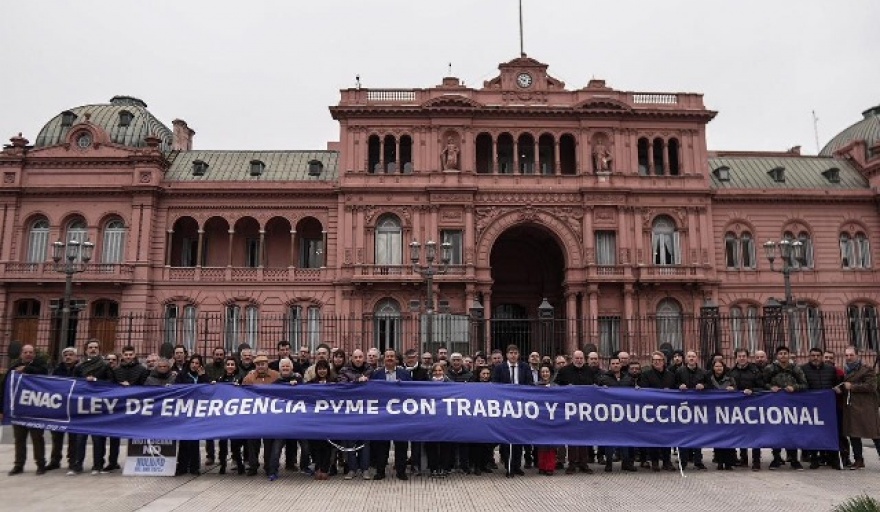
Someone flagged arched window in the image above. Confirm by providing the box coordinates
[790,304,823,355]
[855,232,871,268]
[517,133,535,174]
[27,218,50,263]
[651,216,680,265]
[496,133,514,174]
[475,133,493,173]
[165,303,197,352]
[102,220,126,264]
[740,232,755,268]
[375,215,402,266]
[66,219,89,263]
[798,231,814,268]
[375,299,401,352]
[286,305,322,351]
[656,298,683,349]
[224,304,259,352]
[848,304,879,351]
[652,138,665,175]
[729,305,760,354]
[383,135,397,173]
[367,135,381,173]
[668,138,681,175]
[724,232,738,269]
[637,137,650,175]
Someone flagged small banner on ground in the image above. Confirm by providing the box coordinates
[123,439,177,477]
[4,373,838,449]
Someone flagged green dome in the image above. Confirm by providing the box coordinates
[820,104,880,157]
[35,95,173,151]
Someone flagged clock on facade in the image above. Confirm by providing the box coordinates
[516,72,533,88]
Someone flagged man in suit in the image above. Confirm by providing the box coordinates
[370,349,412,481]
[491,344,533,477]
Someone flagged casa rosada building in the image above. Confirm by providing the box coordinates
[2,56,880,364]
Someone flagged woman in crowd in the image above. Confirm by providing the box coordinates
[469,366,495,475]
[709,360,737,470]
[175,355,210,476]
[535,365,558,475]
[426,363,451,477]
[214,356,245,474]
[307,360,335,480]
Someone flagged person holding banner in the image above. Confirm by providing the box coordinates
[215,356,245,475]
[598,356,636,473]
[370,349,412,481]
[708,360,738,470]
[72,339,114,475]
[426,363,452,477]
[729,348,765,470]
[675,351,709,471]
[175,354,210,476]
[555,350,598,475]
[639,351,676,472]
[764,345,807,471]
[492,344,534,478]
[469,366,495,475]
[308,359,337,480]
[47,346,79,473]
[242,352,282,480]
[836,346,880,470]
[7,344,49,476]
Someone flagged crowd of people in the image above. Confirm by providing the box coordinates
[5,339,880,481]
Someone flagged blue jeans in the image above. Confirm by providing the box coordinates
[345,441,370,472]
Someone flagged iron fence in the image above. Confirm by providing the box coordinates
[1,309,876,369]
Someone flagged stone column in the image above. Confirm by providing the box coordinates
[290,230,297,267]
[227,229,234,267]
[566,291,578,354]
[196,230,204,267]
[258,230,265,268]
[165,230,173,266]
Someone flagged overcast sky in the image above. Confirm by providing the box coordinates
[1,0,877,155]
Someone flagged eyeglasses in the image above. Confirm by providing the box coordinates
[652,358,664,362]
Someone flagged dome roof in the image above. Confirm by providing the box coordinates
[820,104,880,156]
[34,95,173,151]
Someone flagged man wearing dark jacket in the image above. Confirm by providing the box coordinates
[764,345,807,470]
[555,350,599,474]
[639,351,676,471]
[370,350,412,480]
[144,358,176,386]
[492,344,534,478]
[101,345,149,473]
[729,348,764,470]
[7,344,49,476]
[675,350,708,470]
[801,347,841,469]
[47,347,79,472]
[72,339,114,475]
[598,357,636,472]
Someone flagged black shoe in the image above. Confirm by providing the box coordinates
[396,472,409,481]
[102,463,121,473]
[473,468,482,476]
[604,463,613,473]
[236,464,245,475]
[373,472,386,480]
[694,463,707,471]
[505,472,514,478]
[809,461,820,470]
[45,462,61,471]
[35,466,47,476]
[246,467,258,476]
[189,469,201,476]
[219,465,226,475]
[790,460,804,471]
[769,459,783,470]
[622,464,637,472]
[514,469,525,476]
[662,463,675,471]
[483,467,493,474]
[752,461,761,471]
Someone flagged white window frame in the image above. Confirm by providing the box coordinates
[27,219,50,263]
[375,216,402,265]
[101,220,126,264]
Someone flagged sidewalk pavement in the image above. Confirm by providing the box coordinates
[1,432,878,512]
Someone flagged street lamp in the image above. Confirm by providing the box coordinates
[52,239,94,361]
[410,239,451,352]
[763,239,805,348]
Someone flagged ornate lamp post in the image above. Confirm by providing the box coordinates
[409,239,451,352]
[52,239,94,360]
[763,239,805,348]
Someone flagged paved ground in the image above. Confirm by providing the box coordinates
[1,436,878,512]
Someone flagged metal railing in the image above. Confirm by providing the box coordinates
[1,310,875,370]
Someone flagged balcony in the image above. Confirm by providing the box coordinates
[162,266,329,283]
[349,264,468,284]
[637,265,707,283]
[1,262,135,283]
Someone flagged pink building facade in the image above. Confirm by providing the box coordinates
[2,56,879,363]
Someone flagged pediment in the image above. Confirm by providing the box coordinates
[421,95,484,109]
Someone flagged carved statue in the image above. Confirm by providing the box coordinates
[593,141,613,172]
[441,137,460,170]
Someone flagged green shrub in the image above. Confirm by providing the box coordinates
[833,495,880,512]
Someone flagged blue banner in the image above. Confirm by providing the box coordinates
[4,372,839,449]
